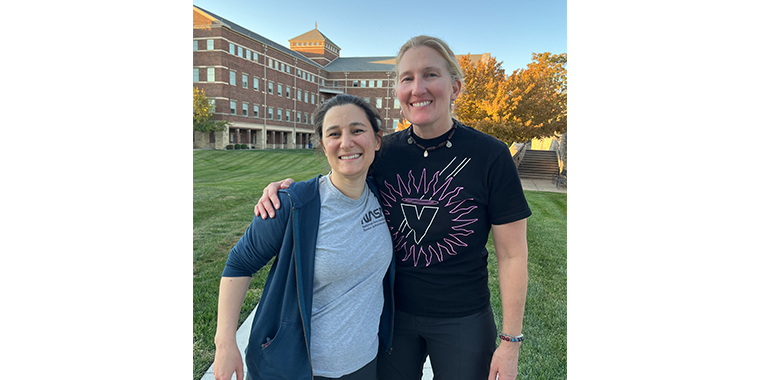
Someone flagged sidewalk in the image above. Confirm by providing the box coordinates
[520,177,567,193]
[200,178,565,380]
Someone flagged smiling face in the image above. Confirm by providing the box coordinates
[320,104,382,187]
[396,45,462,138]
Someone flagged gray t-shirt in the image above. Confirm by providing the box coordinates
[311,175,393,377]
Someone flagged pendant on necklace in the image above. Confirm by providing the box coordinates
[407,137,413,144]
[423,150,429,158]
[446,141,452,148]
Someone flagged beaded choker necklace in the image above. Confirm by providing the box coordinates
[406,125,457,158]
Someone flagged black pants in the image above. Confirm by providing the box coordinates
[314,356,378,380]
[377,307,497,380]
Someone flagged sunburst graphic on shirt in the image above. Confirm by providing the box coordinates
[379,157,478,267]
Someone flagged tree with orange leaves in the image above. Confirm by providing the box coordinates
[395,118,411,132]
[454,53,567,144]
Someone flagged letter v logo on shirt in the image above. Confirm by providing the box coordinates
[400,203,439,244]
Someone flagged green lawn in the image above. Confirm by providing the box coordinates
[193,149,566,380]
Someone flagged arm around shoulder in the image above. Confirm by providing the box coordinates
[254,178,295,219]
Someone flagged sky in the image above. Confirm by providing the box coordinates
[193,0,566,74]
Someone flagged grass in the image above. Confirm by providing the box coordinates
[193,149,566,380]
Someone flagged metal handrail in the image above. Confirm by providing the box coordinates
[512,143,528,167]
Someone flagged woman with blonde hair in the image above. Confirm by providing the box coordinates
[256,36,531,380]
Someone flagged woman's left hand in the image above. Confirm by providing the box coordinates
[488,341,520,380]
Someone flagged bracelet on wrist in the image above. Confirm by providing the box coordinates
[499,332,525,343]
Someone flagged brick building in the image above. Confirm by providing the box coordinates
[193,5,490,150]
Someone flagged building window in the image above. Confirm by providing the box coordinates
[361,80,366,88]
[353,80,358,87]
[286,66,291,74]
[243,103,248,116]
[253,52,258,62]
[377,80,382,88]
[207,68,215,82]
[286,86,291,98]
[193,40,198,51]
[304,91,308,102]
[253,77,259,91]
[207,39,213,50]
[246,50,251,60]
[393,118,399,127]
[369,80,375,88]
[237,46,243,58]
[193,68,199,82]
[364,97,370,104]
[230,71,236,86]
[229,44,235,54]
[297,89,302,101]
[286,110,290,122]
[277,109,282,121]
[277,84,282,96]
[269,58,273,68]
[376,98,382,109]
[311,94,315,104]
[209,99,216,113]
[268,82,273,94]
[230,100,237,115]
[394,99,400,109]
[268,107,273,119]
[242,74,248,89]
[297,112,301,123]
[253,105,259,118]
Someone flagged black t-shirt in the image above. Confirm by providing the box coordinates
[370,120,532,317]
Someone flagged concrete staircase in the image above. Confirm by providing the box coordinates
[517,149,559,180]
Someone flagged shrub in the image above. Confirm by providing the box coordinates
[226,145,233,150]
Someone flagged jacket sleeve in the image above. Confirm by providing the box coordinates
[221,192,292,277]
